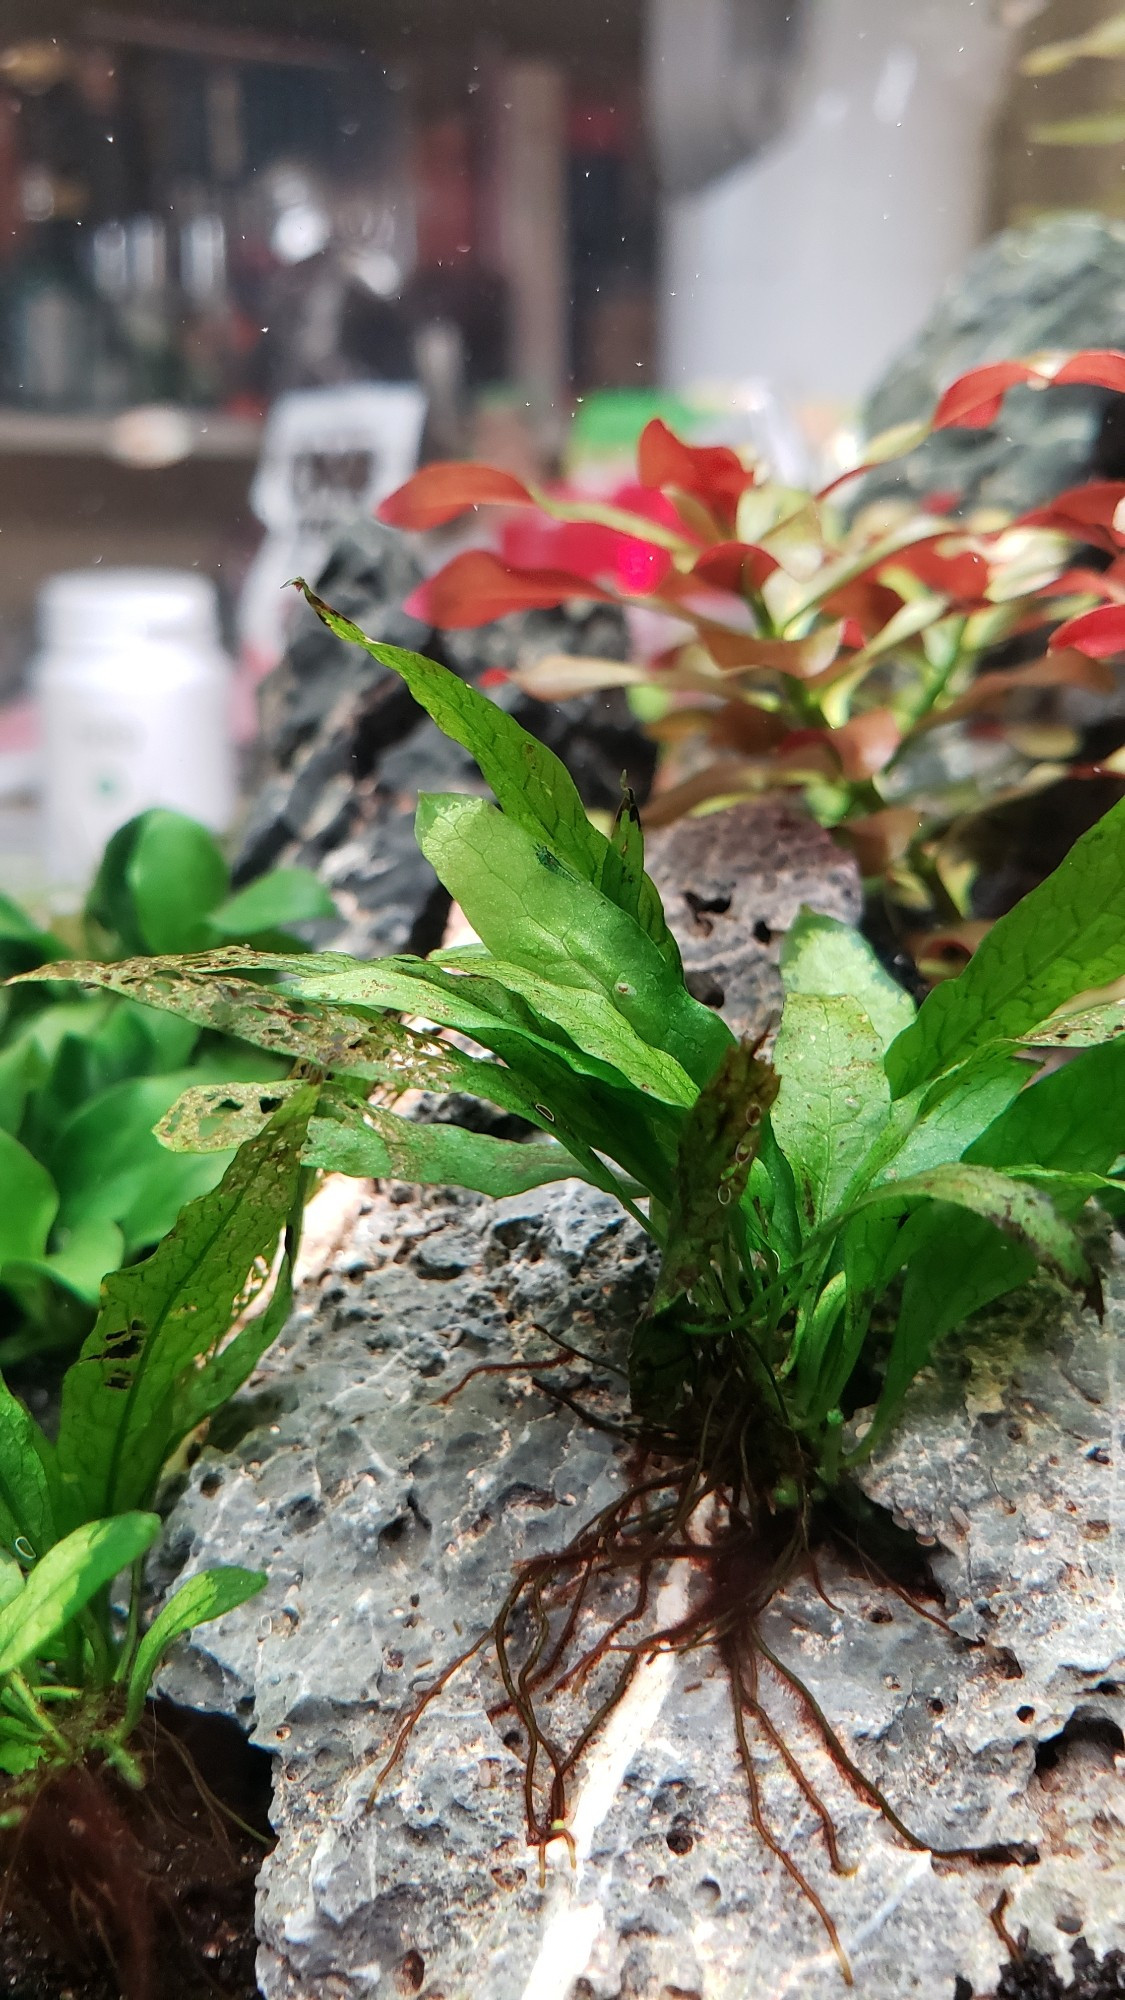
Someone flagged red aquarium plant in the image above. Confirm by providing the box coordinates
[380,350,1125,939]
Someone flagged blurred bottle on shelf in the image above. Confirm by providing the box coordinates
[34,568,236,885]
[89,212,181,404]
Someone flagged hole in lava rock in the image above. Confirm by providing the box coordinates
[665,1819,694,1856]
[682,889,732,938]
[1035,1710,1124,1778]
[684,970,726,1010]
[395,1948,426,1993]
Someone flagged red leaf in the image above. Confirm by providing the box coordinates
[637,419,753,526]
[881,537,990,603]
[378,462,534,530]
[1051,349,1125,395]
[821,579,904,642]
[1021,481,1125,552]
[689,540,780,595]
[931,361,1041,431]
[403,551,615,629]
[1048,603,1125,659]
[1038,568,1123,600]
[835,534,988,611]
[501,510,672,595]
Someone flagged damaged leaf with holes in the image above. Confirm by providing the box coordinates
[0,1089,313,1789]
[33,607,1125,1486]
[0,805,334,1365]
[22,611,1125,1981]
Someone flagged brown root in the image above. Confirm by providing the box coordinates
[0,1700,273,2000]
[369,1385,1037,1984]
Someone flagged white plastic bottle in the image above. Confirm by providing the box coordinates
[34,568,236,885]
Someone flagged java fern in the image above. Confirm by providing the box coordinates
[28,583,1125,1494]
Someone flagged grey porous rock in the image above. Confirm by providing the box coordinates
[233,518,654,960]
[646,798,862,1043]
[159,1179,1125,2000]
[860,213,1125,515]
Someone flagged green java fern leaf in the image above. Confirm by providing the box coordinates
[124,1565,266,1730]
[22,610,1125,1495]
[770,994,890,1231]
[293,580,680,968]
[885,796,1125,1096]
[416,792,731,1090]
[779,910,915,1053]
[0,1514,160,1678]
[305,1097,604,1200]
[54,1084,316,1527]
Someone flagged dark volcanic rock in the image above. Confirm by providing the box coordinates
[860,213,1125,515]
[646,796,862,1041]
[158,1184,1125,1999]
[233,519,654,959]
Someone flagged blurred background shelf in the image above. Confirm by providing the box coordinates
[0,408,262,459]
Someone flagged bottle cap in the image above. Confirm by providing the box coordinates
[39,568,221,652]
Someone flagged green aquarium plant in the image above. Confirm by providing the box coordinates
[378,344,1125,954]
[37,589,1125,1469]
[0,1087,317,1998]
[26,591,1125,1976]
[0,1088,313,1786]
[0,806,333,1361]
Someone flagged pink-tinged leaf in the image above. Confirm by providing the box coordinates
[913,648,1115,730]
[637,419,754,526]
[831,708,902,781]
[642,760,761,829]
[705,700,789,756]
[504,655,646,701]
[403,551,615,629]
[1052,350,1125,395]
[689,540,780,595]
[821,579,904,644]
[766,711,901,786]
[880,537,990,603]
[931,361,1041,430]
[697,618,845,680]
[1021,481,1125,552]
[771,730,843,780]
[1038,567,1125,602]
[840,807,924,876]
[1048,603,1125,659]
[378,462,534,530]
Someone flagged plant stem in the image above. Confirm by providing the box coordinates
[5,1673,70,1758]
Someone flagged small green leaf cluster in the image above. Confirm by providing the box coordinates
[37,602,1125,1489]
[0,1087,316,1782]
[0,808,333,1363]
